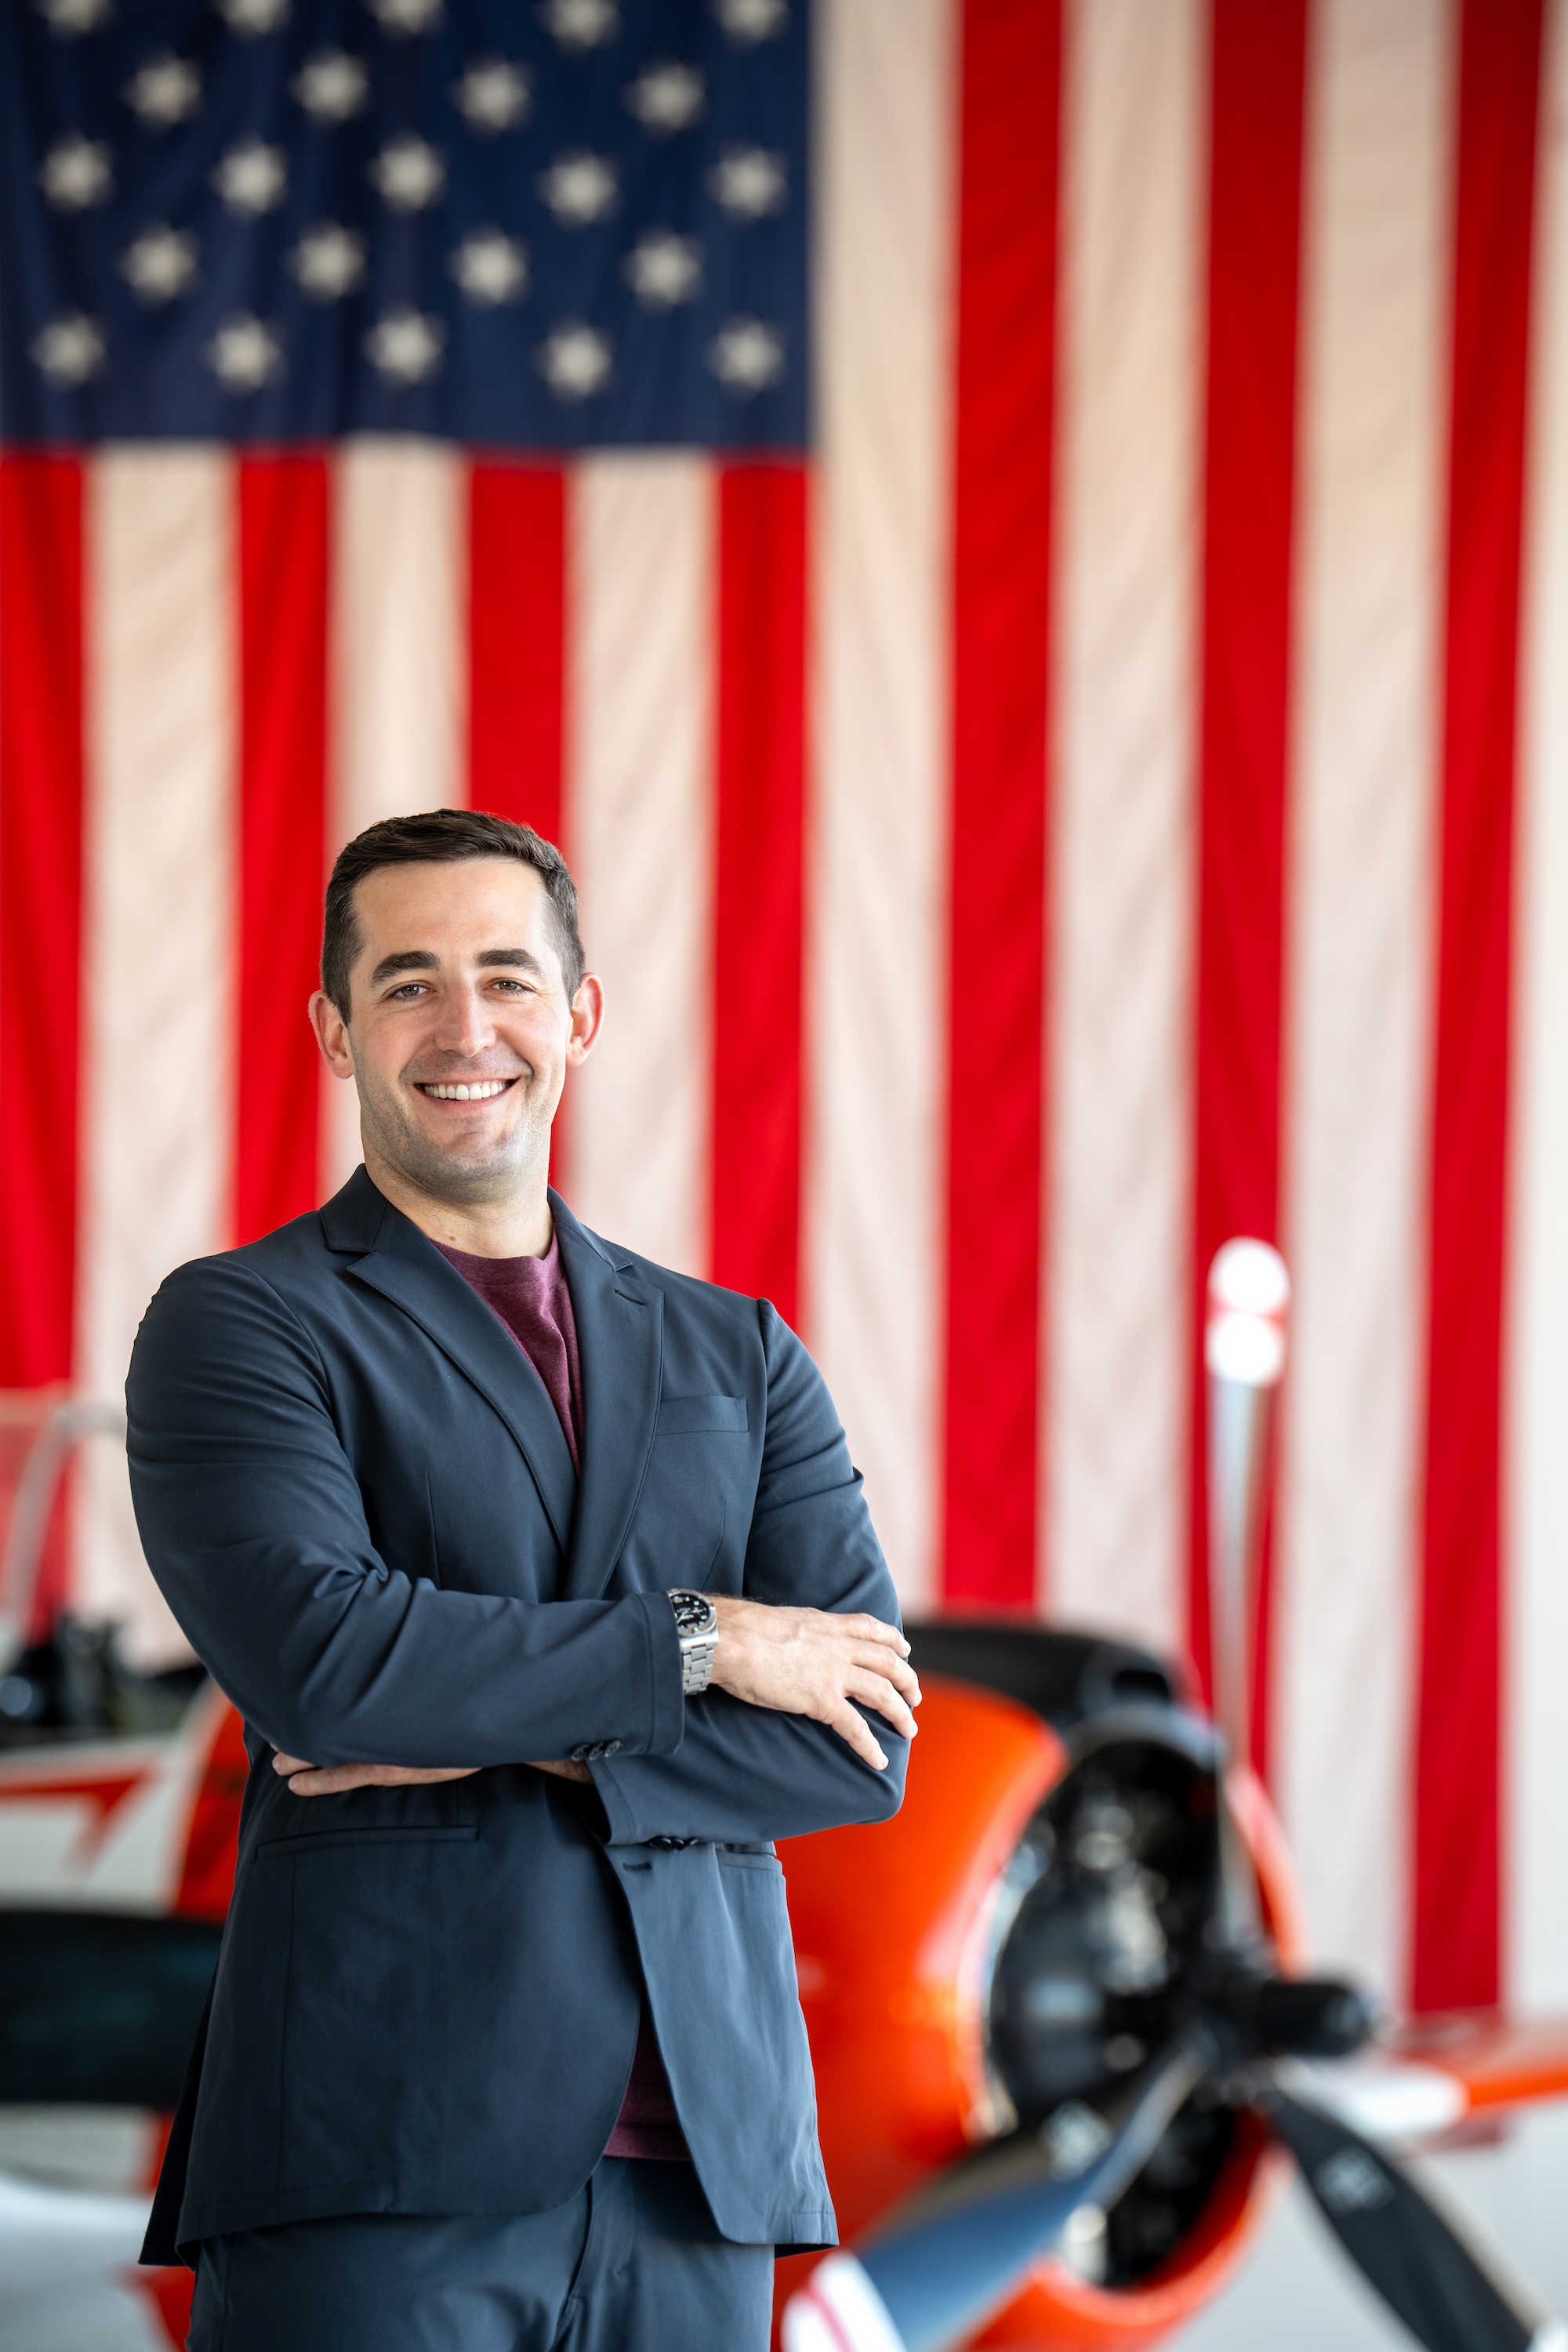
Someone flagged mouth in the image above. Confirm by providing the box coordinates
[414,1078,519,1103]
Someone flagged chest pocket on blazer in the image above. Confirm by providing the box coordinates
[626,1395,750,1589]
[655,1395,748,1436]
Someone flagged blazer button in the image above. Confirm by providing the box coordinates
[568,1744,593,1763]
[603,1740,622,1757]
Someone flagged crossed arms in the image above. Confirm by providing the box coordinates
[275,1595,920,1797]
[129,1256,919,1846]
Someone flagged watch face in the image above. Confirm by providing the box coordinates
[670,1590,716,1636]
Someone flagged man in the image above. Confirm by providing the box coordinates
[129,808,919,2351]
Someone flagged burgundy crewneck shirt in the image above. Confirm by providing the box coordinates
[435,1233,690,2164]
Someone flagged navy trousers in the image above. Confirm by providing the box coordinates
[187,2159,774,2352]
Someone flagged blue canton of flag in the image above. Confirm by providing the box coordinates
[0,0,808,448]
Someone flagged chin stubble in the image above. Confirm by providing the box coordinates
[356,1070,549,1206]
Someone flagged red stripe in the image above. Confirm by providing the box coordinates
[468,461,570,1187]
[942,0,1062,1611]
[711,464,808,1325]
[0,457,83,1387]
[235,457,328,1244]
[1413,0,1544,2015]
[468,463,566,846]
[0,458,82,1632]
[1188,0,1308,1757]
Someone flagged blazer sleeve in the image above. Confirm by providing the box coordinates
[126,1256,685,1769]
[590,1301,910,1846]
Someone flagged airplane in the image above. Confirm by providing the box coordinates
[2,1243,1566,2352]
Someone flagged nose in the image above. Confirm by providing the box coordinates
[430,979,498,1056]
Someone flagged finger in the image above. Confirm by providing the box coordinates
[823,1700,889,1770]
[847,1669,919,1742]
[272,1753,314,1777]
[286,1764,380,1796]
[840,1613,911,1657]
[849,1647,922,1705]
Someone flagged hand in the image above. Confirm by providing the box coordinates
[708,1598,920,1771]
[271,1753,590,1796]
[272,1754,481,1798]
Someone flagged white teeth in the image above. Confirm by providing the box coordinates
[423,1080,509,1101]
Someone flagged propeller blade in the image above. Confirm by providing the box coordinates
[1271,2086,1561,2352]
[782,2037,1207,2352]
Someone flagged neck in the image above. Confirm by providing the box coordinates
[361,1141,554,1258]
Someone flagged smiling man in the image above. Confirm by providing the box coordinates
[127,809,917,2352]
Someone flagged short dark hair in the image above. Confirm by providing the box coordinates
[321,808,586,1019]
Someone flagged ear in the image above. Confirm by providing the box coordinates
[566,972,605,1066]
[310,990,356,1080]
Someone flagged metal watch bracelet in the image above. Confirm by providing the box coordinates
[667,1588,718,1696]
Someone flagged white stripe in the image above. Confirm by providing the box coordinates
[1046,0,1207,1646]
[563,457,713,1276]
[806,0,956,1612]
[76,450,236,1668]
[782,2257,908,2352]
[319,437,467,1200]
[1508,0,1568,2013]
[1274,0,1454,1997]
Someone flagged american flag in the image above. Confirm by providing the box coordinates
[2,0,1566,2034]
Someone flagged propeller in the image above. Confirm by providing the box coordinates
[1269,2089,1546,2352]
[782,1240,1563,2352]
[798,2034,1212,2352]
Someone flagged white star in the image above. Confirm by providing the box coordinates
[623,231,701,308]
[293,50,368,121]
[368,0,442,31]
[452,58,531,131]
[365,307,445,383]
[716,0,787,38]
[121,223,198,302]
[369,136,445,210]
[125,53,201,127]
[626,63,703,132]
[538,151,617,227]
[38,136,112,209]
[539,0,617,49]
[31,313,105,384]
[291,223,366,299]
[709,317,783,392]
[710,146,786,219]
[450,230,528,306]
[213,138,288,212]
[539,323,611,398]
[207,313,282,391]
[218,0,289,30]
[37,0,111,35]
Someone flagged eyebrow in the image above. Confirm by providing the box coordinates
[367,946,548,988]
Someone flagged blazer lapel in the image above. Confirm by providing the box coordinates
[553,1193,663,1602]
[327,1172,579,1551]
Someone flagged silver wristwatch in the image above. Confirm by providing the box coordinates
[668,1589,718,1696]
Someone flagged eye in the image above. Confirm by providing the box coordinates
[387,982,428,1001]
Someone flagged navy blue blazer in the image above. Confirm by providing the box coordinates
[128,1170,907,2259]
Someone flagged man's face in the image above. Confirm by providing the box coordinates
[311,858,600,1209]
